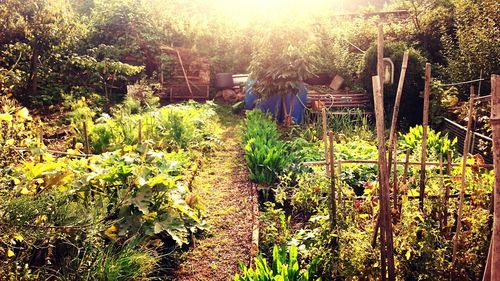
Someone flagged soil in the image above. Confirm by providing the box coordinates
[172,106,258,281]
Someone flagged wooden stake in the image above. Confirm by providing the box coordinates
[138,119,143,145]
[39,129,44,163]
[329,131,337,230]
[323,108,330,176]
[388,51,409,175]
[393,139,399,211]
[338,160,343,210]
[83,121,90,155]
[438,154,444,231]
[372,75,395,281]
[403,150,410,185]
[487,74,500,280]
[419,63,431,211]
[444,151,452,231]
[452,85,476,267]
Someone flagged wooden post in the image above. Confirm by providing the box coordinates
[323,108,330,175]
[39,129,44,162]
[402,150,410,185]
[419,63,431,211]
[329,131,337,230]
[83,121,90,155]
[372,75,395,281]
[377,24,384,98]
[485,74,500,280]
[338,160,343,210]
[452,85,475,267]
[388,51,409,174]
[444,151,452,231]
[393,138,398,211]
[438,154,444,231]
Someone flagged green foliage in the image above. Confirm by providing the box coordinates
[398,125,457,158]
[234,245,321,281]
[360,41,427,126]
[243,110,290,185]
[259,202,292,258]
[248,24,313,99]
[74,101,220,154]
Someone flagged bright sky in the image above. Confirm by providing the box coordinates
[212,0,341,26]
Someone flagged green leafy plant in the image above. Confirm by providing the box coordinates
[243,110,290,185]
[234,245,321,281]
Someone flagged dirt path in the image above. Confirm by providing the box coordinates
[173,108,257,281]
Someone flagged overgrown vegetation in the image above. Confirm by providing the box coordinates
[0,97,221,279]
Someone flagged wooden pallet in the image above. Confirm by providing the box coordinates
[307,90,373,114]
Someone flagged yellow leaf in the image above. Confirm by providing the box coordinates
[104,225,119,241]
[7,249,14,257]
[0,113,13,122]
[13,234,23,242]
[20,187,30,195]
[16,108,31,120]
[6,139,14,145]
[13,178,20,185]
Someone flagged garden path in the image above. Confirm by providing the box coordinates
[173,107,257,281]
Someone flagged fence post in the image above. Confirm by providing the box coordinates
[323,108,330,176]
[328,131,337,231]
[372,74,395,281]
[83,121,90,155]
[388,51,409,175]
[484,74,500,280]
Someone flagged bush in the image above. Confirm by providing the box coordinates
[360,41,427,127]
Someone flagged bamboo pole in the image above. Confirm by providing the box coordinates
[388,51,409,175]
[82,121,90,155]
[444,151,452,231]
[393,139,399,211]
[329,131,337,230]
[302,159,493,169]
[419,63,431,211]
[452,85,476,267]
[486,74,500,280]
[402,150,411,185]
[438,154,444,231]
[138,119,143,145]
[323,108,330,176]
[373,75,395,281]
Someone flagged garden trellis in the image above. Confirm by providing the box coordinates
[300,23,496,281]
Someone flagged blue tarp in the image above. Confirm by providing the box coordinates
[244,80,307,124]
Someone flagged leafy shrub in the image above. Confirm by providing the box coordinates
[360,41,427,127]
[73,101,220,154]
[234,245,321,281]
[243,110,290,185]
[398,125,457,159]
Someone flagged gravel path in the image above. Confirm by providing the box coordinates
[173,110,258,281]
